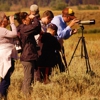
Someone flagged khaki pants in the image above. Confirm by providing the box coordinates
[21,61,35,95]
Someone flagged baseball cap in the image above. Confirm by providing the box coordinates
[62,8,75,19]
[30,4,39,12]
[48,23,58,32]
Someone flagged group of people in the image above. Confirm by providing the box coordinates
[0,4,79,99]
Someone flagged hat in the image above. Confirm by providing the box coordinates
[62,8,75,19]
[30,4,39,12]
[48,23,58,32]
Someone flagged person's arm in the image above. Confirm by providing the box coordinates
[23,17,41,35]
[51,16,71,39]
[4,16,17,38]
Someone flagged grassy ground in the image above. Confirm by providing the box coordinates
[3,7,100,100]
[6,33,100,100]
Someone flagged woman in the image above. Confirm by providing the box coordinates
[15,12,41,96]
[0,11,18,99]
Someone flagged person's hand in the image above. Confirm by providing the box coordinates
[71,29,78,35]
[9,15,14,24]
[29,14,35,19]
[68,18,79,28]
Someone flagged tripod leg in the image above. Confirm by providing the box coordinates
[61,46,70,73]
[61,46,67,67]
[82,38,91,73]
[68,37,82,66]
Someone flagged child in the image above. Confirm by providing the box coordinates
[37,23,61,83]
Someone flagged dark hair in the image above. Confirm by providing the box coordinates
[42,10,54,19]
[15,12,28,24]
[48,23,58,32]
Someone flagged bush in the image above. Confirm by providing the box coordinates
[77,5,99,10]
[50,1,68,10]
[0,3,10,11]
[88,29,100,33]
[54,3,68,10]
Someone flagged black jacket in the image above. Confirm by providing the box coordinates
[38,33,61,67]
[17,17,41,61]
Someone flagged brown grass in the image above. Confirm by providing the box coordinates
[3,8,100,100]
[6,33,100,100]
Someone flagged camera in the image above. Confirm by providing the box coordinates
[6,15,17,20]
[78,19,95,25]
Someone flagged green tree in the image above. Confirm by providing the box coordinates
[0,3,10,11]
[68,0,80,6]
[50,0,67,10]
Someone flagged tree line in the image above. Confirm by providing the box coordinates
[0,0,100,11]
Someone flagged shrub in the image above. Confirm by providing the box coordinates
[54,2,68,10]
[50,1,68,10]
[77,5,99,10]
[0,3,10,11]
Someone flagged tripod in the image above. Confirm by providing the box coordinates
[68,24,92,73]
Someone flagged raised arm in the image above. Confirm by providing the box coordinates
[4,16,17,38]
[23,17,41,35]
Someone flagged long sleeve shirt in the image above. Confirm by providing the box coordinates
[0,23,18,78]
[0,23,17,44]
[51,15,72,40]
[17,17,41,61]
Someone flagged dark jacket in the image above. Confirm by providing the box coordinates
[38,33,61,67]
[17,17,41,61]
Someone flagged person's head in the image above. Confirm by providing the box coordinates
[41,10,54,25]
[0,11,9,27]
[47,23,58,36]
[15,12,31,25]
[62,8,75,22]
[29,4,40,19]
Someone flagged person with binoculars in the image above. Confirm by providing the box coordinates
[14,11,41,97]
[0,11,18,99]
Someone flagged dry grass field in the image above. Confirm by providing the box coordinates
[3,7,100,100]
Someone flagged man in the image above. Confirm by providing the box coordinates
[40,10,54,33]
[51,7,79,72]
[37,10,54,56]
[29,4,40,19]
